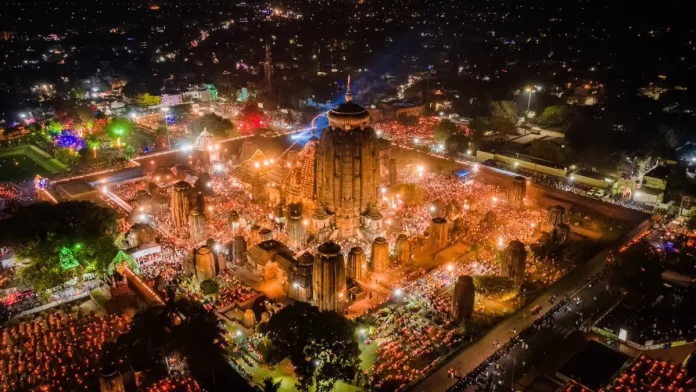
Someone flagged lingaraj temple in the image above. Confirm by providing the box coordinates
[164,82,525,314]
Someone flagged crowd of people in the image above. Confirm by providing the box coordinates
[374,117,468,147]
[210,271,259,309]
[144,373,205,392]
[0,311,130,392]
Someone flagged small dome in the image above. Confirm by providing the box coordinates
[327,101,370,130]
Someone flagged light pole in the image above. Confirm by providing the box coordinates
[525,88,534,111]
[160,107,171,149]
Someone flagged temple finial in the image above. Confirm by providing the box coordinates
[345,75,353,102]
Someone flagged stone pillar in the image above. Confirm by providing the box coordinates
[228,210,241,236]
[509,176,526,210]
[194,245,216,282]
[287,203,306,251]
[229,235,248,265]
[259,228,273,242]
[452,275,476,321]
[371,237,390,273]
[312,242,346,311]
[393,234,410,265]
[388,157,398,186]
[291,252,314,302]
[501,240,526,284]
[548,205,565,227]
[170,181,192,229]
[428,217,449,251]
[555,223,570,244]
[243,309,256,329]
[347,246,366,282]
[99,367,125,392]
[189,209,206,241]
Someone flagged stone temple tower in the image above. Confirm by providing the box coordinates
[170,181,192,229]
[315,78,380,239]
[548,205,565,227]
[509,176,526,210]
[501,240,527,284]
[312,242,347,311]
[393,234,411,265]
[371,237,390,273]
[347,246,366,282]
[452,275,476,321]
[286,203,306,251]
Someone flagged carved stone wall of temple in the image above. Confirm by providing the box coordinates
[428,217,449,251]
[170,181,192,229]
[189,209,206,241]
[452,275,476,321]
[287,203,306,251]
[371,237,390,273]
[228,210,241,236]
[312,242,346,311]
[315,84,380,239]
[229,235,248,265]
[347,246,366,281]
[548,205,566,227]
[509,176,526,210]
[393,234,411,265]
[501,240,527,284]
[291,252,314,302]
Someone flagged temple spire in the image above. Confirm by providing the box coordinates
[345,75,352,102]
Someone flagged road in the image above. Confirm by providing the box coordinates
[410,219,651,392]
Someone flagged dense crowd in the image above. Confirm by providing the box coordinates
[374,117,468,147]
[144,373,206,392]
[612,356,696,392]
[0,312,129,392]
[210,271,259,309]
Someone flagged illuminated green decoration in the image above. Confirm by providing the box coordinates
[60,247,80,270]
[107,250,140,276]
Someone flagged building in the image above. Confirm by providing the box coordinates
[315,82,382,238]
[452,275,475,321]
[501,240,527,284]
[312,241,346,311]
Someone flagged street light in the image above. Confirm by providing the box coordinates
[160,107,171,149]
[525,87,535,111]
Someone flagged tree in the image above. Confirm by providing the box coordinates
[397,113,418,126]
[200,279,219,295]
[0,202,120,294]
[87,135,101,159]
[686,213,696,231]
[664,164,687,203]
[264,302,360,392]
[469,116,489,146]
[105,117,136,141]
[530,232,565,262]
[613,241,662,294]
[123,144,136,160]
[109,297,249,391]
[490,101,517,124]
[136,93,162,107]
[529,140,567,163]
[262,377,282,392]
[191,113,235,138]
[536,106,567,128]
[434,119,458,143]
